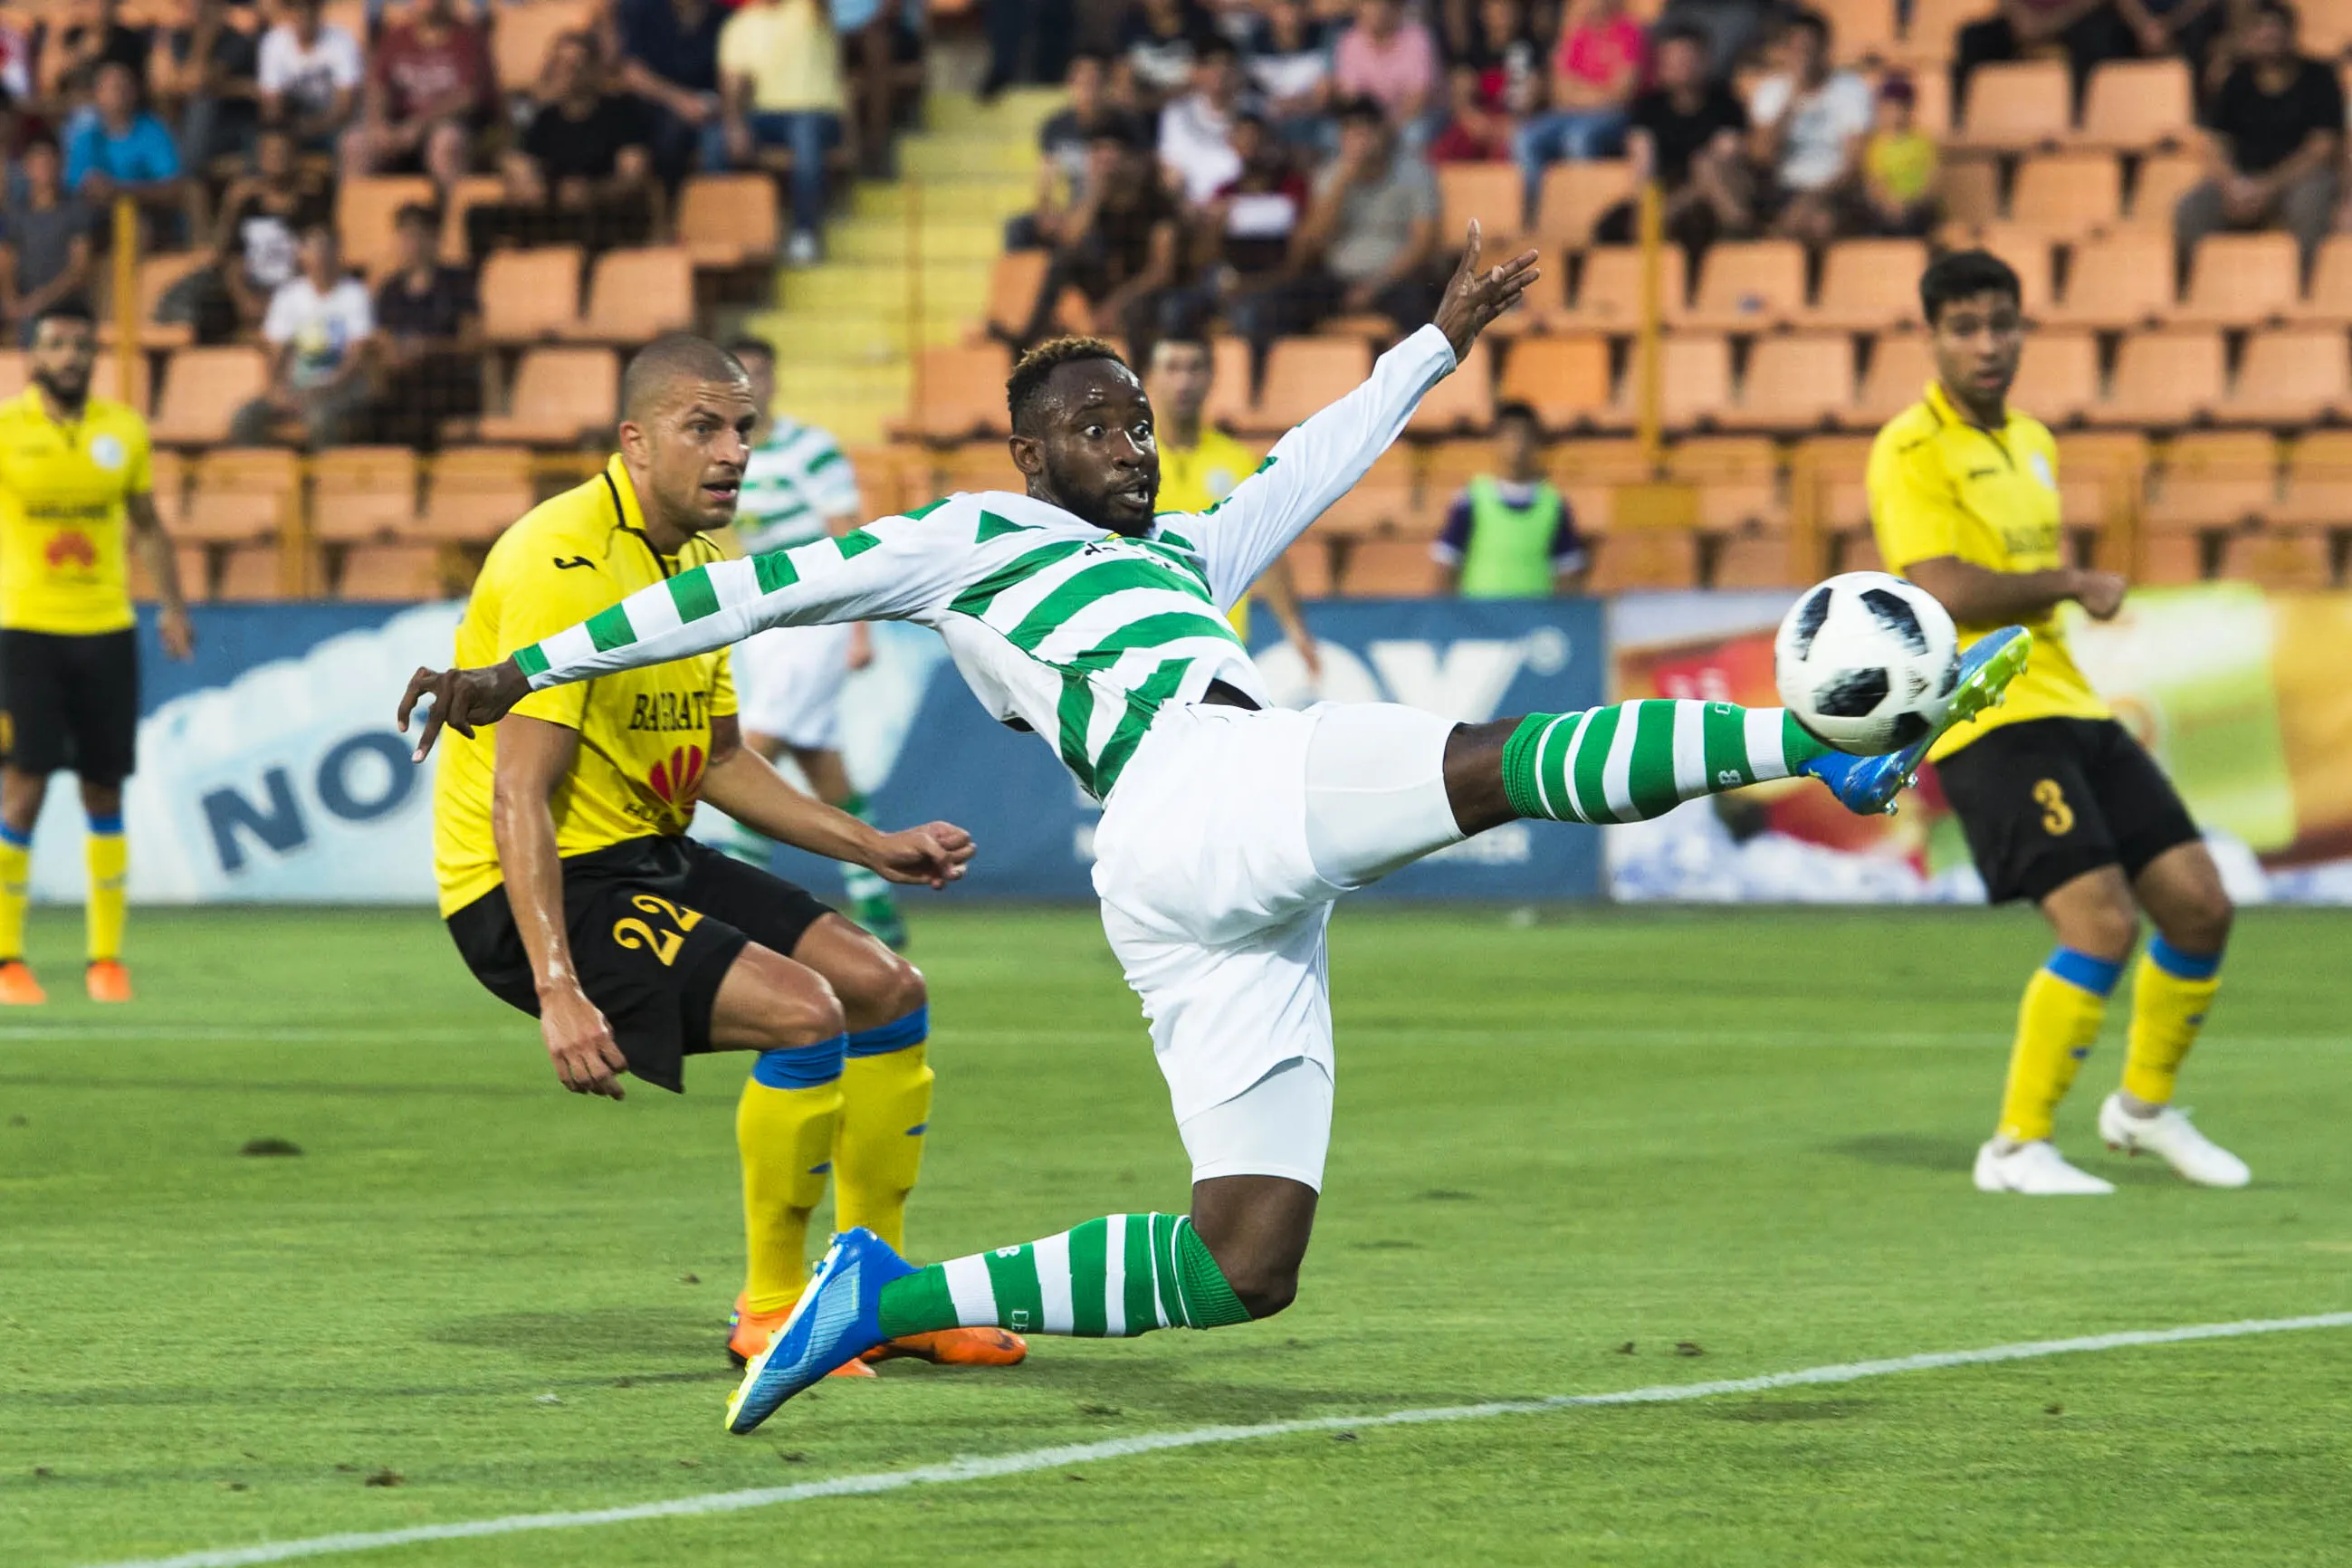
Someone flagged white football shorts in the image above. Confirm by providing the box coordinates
[731,622,857,751]
[1092,701,1464,1184]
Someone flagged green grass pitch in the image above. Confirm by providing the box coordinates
[5,903,2351,1567]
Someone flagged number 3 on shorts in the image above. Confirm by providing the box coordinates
[2032,778,2075,837]
[612,894,705,967]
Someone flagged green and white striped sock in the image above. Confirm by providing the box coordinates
[1501,700,1830,826]
[876,1213,1250,1338]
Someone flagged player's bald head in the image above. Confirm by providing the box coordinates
[621,332,751,424]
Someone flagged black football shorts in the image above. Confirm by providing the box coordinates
[1935,716,2202,905]
[0,627,139,780]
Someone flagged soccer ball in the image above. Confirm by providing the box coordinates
[1774,572,1960,755]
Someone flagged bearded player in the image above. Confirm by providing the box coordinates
[429,336,1022,1378]
[403,226,2030,1432]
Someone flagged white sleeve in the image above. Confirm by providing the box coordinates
[1184,324,1457,609]
[260,283,300,343]
[512,513,963,689]
[257,30,291,92]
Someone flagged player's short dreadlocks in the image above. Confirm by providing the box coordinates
[1007,336,1132,437]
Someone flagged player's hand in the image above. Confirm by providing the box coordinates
[1430,221,1541,362]
[865,821,976,889]
[541,984,628,1100]
[397,658,533,761]
[2072,569,2127,621]
[158,603,196,661]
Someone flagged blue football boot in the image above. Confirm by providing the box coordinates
[1801,626,2033,816]
[725,1227,914,1433]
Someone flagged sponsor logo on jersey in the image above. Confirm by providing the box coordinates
[552,555,595,570]
[43,531,97,569]
[626,689,714,733]
[646,744,706,806]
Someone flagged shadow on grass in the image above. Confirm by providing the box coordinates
[1829,1133,1980,1172]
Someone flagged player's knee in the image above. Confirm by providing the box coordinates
[1219,1257,1300,1320]
[2059,894,2140,961]
[734,953,846,1048]
[2163,886,2233,956]
[876,956,925,1021]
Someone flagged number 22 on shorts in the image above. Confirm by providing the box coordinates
[612,894,704,966]
[2032,778,2075,837]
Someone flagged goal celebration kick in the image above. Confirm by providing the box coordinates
[398,225,2032,1433]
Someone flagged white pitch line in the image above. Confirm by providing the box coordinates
[80,1310,2352,1568]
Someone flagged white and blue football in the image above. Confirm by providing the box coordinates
[1774,572,1960,755]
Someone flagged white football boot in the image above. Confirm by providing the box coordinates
[1974,1138,2115,1195]
[2099,1094,2251,1188]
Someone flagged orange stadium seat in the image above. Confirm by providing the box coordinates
[571,247,695,342]
[339,544,452,601]
[983,251,1050,341]
[150,347,269,445]
[1340,538,1441,597]
[91,349,152,416]
[1958,60,2071,148]
[1535,160,1634,252]
[2078,58,2194,149]
[894,343,1014,440]
[2144,432,2275,530]
[1438,164,1525,257]
[1563,245,1687,331]
[1685,240,1808,331]
[1733,334,1856,432]
[1796,435,1874,535]
[1410,340,1496,435]
[1315,448,1419,537]
[1812,238,1929,330]
[2049,231,2174,327]
[482,247,585,342]
[1906,62,1956,137]
[1589,528,1701,590]
[931,440,1022,495]
[311,447,420,543]
[2178,233,2299,328]
[437,175,504,266]
[1899,0,1997,65]
[2304,3,2352,56]
[1966,225,2056,317]
[2009,330,2099,424]
[1551,436,1655,483]
[476,347,620,445]
[1666,435,1778,483]
[98,252,207,349]
[1203,336,1255,430]
[2127,153,2204,230]
[2296,237,2352,322]
[147,449,189,531]
[337,177,435,275]
[495,0,598,92]
[1858,332,1935,424]
[215,544,292,602]
[419,448,538,543]
[1248,338,1372,435]
[677,175,782,268]
[2009,153,2122,239]
[2093,330,2223,426]
[2220,529,2333,589]
[1605,333,1733,431]
[1280,539,1336,598]
[182,450,300,544]
[1937,153,2002,230]
[2274,434,2352,527]
[1712,531,1803,588]
[1496,335,1612,433]
[1816,0,1898,60]
[131,543,214,604]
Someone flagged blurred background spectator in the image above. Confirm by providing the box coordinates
[1515,0,1647,183]
[1861,73,1937,236]
[1245,0,1336,150]
[1123,0,1220,106]
[342,0,492,183]
[717,0,849,266]
[1019,118,1184,351]
[2174,0,2340,275]
[68,62,196,244]
[1432,402,1588,597]
[1334,0,1442,148]
[1953,0,2137,114]
[0,137,94,347]
[1160,38,1246,204]
[1747,9,1873,248]
[257,0,362,154]
[372,202,481,449]
[1600,24,1751,255]
[163,125,330,341]
[1209,110,1310,352]
[616,0,726,188]
[479,32,657,256]
[1431,0,1541,164]
[165,1,263,171]
[1292,95,1441,337]
[984,0,1079,99]
[230,224,375,448]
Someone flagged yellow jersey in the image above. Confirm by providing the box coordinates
[1869,380,2108,762]
[433,455,736,916]
[0,386,153,635]
[1158,425,1260,636]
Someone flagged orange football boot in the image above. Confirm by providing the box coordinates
[730,1293,875,1378]
[85,961,132,1004]
[0,961,46,1005]
[865,1325,1029,1366]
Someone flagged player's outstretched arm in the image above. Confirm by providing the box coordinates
[700,715,976,889]
[1189,221,1537,607]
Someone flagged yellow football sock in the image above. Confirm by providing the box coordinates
[2121,938,2223,1106]
[737,1041,846,1314]
[835,1031,933,1256]
[0,835,29,960]
[86,827,128,964]
[1995,949,2122,1143]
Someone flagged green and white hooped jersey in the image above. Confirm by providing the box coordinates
[736,417,862,554]
[513,327,1459,800]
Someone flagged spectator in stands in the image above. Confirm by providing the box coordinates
[1598,24,1752,255]
[165,125,330,341]
[982,0,1077,99]
[164,0,264,170]
[1433,402,1587,597]
[1122,0,1220,108]
[65,62,196,243]
[478,32,657,255]
[1245,0,1335,150]
[1018,118,1185,357]
[1746,9,1874,247]
[1653,0,1774,84]
[1515,0,1649,183]
[373,202,482,447]
[258,0,361,154]
[1861,73,1937,236]
[1334,0,1443,148]
[52,0,153,105]
[1209,110,1310,350]
[1430,0,1543,164]
[1953,0,2137,114]
[1291,95,1442,336]
[2118,0,2233,90]
[1159,38,1246,206]
[717,0,847,268]
[616,0,727,188]
[229,224,377,450]
[0,137,93,347]
[1013,53,1122,250]
[342,0,494,184]
[2175,0,2341,273]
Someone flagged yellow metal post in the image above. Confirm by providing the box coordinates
[110,197,138,406]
